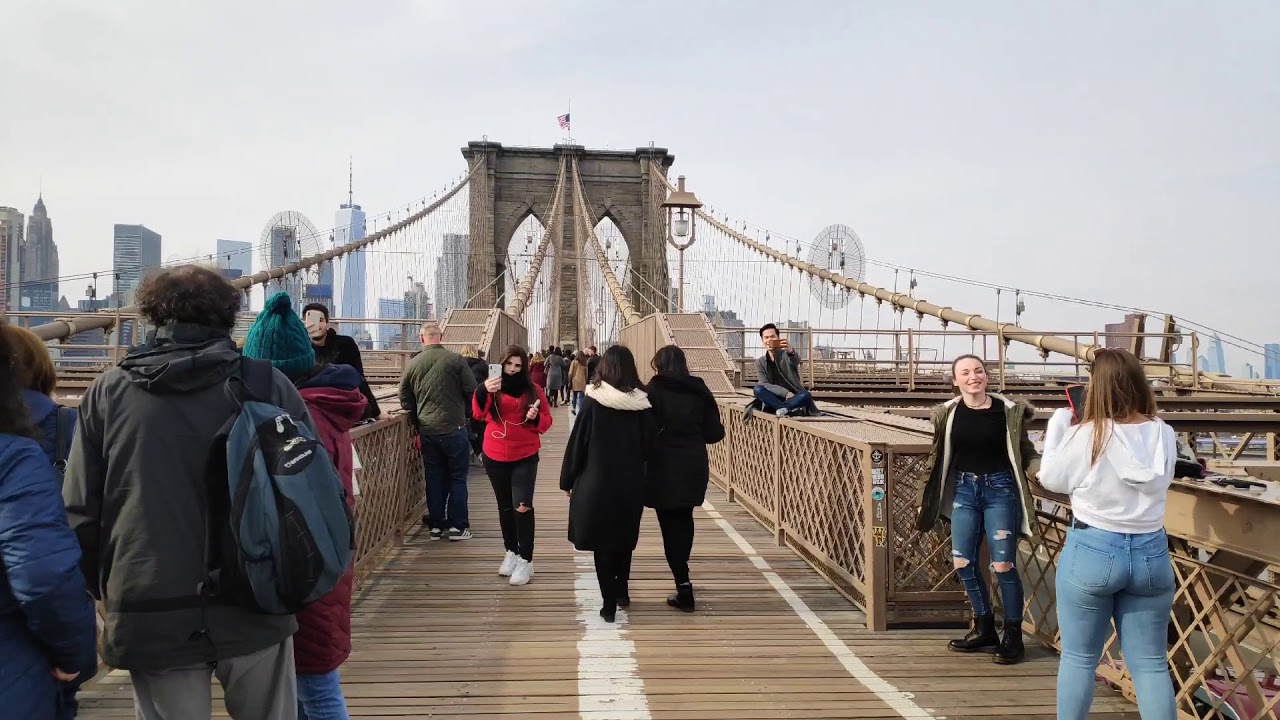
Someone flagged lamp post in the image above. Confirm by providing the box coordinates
[662,175,703,312]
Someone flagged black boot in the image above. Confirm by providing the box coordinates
[617,588,630,609]
[666,582,695,612]
[947,614,998,653]
[993,625,1025,664]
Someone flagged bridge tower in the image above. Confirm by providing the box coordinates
[462,141,674,348]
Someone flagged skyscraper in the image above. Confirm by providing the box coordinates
[1265,344,1280,380]
[215,239,252,278]
[22,196,59,320]
[434,233,469,319]
[114,224,162,347]
[403,280,432,321]
[0,207,23,313]
[1205,334,1227,375]
[377,298,405,349]
[334,160,367,335]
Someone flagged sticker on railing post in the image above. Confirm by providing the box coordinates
[870,446,887,546]
[873,526,887,546]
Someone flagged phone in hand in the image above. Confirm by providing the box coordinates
[303,310,326,339]
[488,364,502,380]
[1066,385,1086,423]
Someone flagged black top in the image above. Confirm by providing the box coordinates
[949,401,1013,475]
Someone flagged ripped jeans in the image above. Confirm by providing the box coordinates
[950,471,1024,624]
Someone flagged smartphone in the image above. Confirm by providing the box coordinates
[1065,385,1086,423]
[303,309,326,339]
[488,363,502,380]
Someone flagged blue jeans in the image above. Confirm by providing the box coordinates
[1056,525,1176,720]
[753,385,814,415]
[298,670,349,720]
[420,427,471,530]
[571,390,584,412]
[950,471,1024,623]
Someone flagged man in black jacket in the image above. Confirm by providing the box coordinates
[63,266,314,718]
[303,302,382,419]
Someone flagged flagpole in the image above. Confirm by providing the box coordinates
[568,99,573,143]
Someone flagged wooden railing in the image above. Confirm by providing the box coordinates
[350,414,426,589]
[708,398,1280,720]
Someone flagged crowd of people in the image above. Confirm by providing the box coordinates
[0,259,1182,719]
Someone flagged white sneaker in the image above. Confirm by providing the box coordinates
[775,408,789,418]
[509,558,534,586]
[498,551,519,577]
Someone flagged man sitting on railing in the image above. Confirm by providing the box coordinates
[751,323,820,418]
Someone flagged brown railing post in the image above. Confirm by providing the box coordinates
[907,328,915,391]
[772,418,785,545]
[865,442,890,631]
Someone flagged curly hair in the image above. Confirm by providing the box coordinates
[135,264,242,331]
[0,322,37,438]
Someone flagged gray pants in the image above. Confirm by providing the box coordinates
[130,638,297,720]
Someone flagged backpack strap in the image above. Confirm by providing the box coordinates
[233,356,277,405]
[53,406,74,472]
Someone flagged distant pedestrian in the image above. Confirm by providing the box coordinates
[400,322,477,541]
[544,348,566,407]
[567,351,588,414]
[460,346,489,462]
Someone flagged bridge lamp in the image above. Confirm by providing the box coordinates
[662,175,703,312]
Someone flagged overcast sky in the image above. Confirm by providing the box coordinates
[2,0,1276,369]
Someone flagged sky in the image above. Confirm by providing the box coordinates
[2,0,1277,370]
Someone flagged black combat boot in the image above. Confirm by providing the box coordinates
[666,582,696,612]
[993,625,1025,664]
[947,614,999,653]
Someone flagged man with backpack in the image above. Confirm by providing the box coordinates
[63,265,346,719]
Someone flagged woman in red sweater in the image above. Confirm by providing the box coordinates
[473,345,553,586]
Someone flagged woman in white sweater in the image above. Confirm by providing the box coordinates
[1038,348,1176,719]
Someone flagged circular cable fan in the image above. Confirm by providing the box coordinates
[806,224,866,309]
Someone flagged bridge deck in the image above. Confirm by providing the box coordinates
[76,407,1138,719]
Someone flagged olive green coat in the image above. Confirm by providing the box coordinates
[914,393,1043,543]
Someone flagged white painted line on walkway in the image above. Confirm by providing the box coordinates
[573,552,652,720]
[701,500,937,720]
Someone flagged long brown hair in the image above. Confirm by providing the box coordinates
[490,344,536,423]
[1079,348,1158,463]
[0,324,57,396]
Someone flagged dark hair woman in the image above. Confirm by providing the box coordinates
[0,322,98,719]
[645,345,725,611]
[1039,349,1176,718]
[473,345,552,587]
[916,354,1040,664]
[242,292,367,718]
[1,323,77,473]
[560,344,656,622]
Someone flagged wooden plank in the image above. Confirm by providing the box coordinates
[77,406,1139,719]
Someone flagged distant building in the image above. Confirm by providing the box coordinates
[1104,312,1143,350]
[1265,344,1280,380]
[1242,363,1258,380]
[215,239,252,277]
[335,198,367,336]
[700,295,746,359]
[1203,334,1227,374]
[22,196,59,321]
[777,320,812,360]
[0,207,23,312]
[434,233,469,318]
[377,298,405,349]
[403,281,432,321]
[113,224,162,346]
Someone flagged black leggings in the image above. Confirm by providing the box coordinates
[593,550,633,603]
[483,454,538,561]
[656,507,695,585]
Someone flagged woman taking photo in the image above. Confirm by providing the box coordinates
[560,345,655,622]
[645,345,725,611]
[1039,348,1176,719]
[916,354,1040,665]
[567,350,588,414]
[474,345,552,587]
[0,322,98,719]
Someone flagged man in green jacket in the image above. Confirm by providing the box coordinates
[400,322,478,540]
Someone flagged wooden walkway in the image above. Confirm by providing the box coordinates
[77,406,1139,719]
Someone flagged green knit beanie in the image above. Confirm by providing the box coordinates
[242,291,316,376]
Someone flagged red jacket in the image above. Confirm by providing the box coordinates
[472,383,552,462]
[530,361,547,387]
[294,366,367,675]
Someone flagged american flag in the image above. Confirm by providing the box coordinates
[557,113,571,131]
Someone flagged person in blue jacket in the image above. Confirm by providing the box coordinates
[0,321,98,719]
[2,324,77,470]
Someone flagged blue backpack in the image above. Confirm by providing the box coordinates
[204,358,355,616]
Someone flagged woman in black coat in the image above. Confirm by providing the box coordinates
[645,345,726,611]
[560,345,656,623]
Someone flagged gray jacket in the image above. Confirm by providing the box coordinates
[62,323,313,671]
[754,350,805,394]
